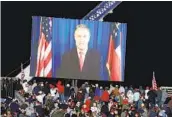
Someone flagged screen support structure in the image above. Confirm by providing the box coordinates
[15,1,122,85]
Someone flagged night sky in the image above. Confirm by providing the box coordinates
[2,1,172,87]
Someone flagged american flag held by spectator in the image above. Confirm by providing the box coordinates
[152,71,157,90]
[35,17,52,77]
[21,63,25,81]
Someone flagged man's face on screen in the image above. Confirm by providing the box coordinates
[74,27,90,50]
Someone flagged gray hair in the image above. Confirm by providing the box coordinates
[75,24,90,35]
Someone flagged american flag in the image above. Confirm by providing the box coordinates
[35,17,52,77]
[21,63,25,81]
[152,71,157,90]
[106,23,122,81]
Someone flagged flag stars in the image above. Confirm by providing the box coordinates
[116,23,120,30]
[115,32,117,37]
[41,17,52,40]
[49,21,52,27]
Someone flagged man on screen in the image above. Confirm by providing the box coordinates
[57,24,101,80]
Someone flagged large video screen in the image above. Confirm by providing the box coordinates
[30,16,127,81]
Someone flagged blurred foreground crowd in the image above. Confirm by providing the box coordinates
[1,78,172,117]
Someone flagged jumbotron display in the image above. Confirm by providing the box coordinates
[30,16,127,81]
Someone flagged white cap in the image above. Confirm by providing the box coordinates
[155,104,158,107]
[12,98,17,102]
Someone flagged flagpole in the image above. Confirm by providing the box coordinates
[21,63,25,82]
[152,71,157,90]
[153,71,155,77]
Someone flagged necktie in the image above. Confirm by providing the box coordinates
[79,51,84,71]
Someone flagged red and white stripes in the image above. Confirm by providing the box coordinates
[35,32,52,77]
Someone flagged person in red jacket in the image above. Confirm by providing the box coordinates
[101,87,109,103]
[85,97,92,109]
[56,80,65,103]
[123,97,129,105]
[81,104,90,113]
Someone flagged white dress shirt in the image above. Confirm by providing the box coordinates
[145,89,149,100]
[36,93,46,104]
[50,88,56,97]
[22,82,29,93]
[91,106,98,113]
[133,92,140,102]
[127,90,134,103]
[119,86,125,94]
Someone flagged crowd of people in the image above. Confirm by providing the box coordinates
[1,78,172,117]
[1,77,16,98]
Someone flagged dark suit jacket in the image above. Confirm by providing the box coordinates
[57,48,101,80]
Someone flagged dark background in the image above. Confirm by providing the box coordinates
[2,1,172,87]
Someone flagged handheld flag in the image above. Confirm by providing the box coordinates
[152,71,157,90]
